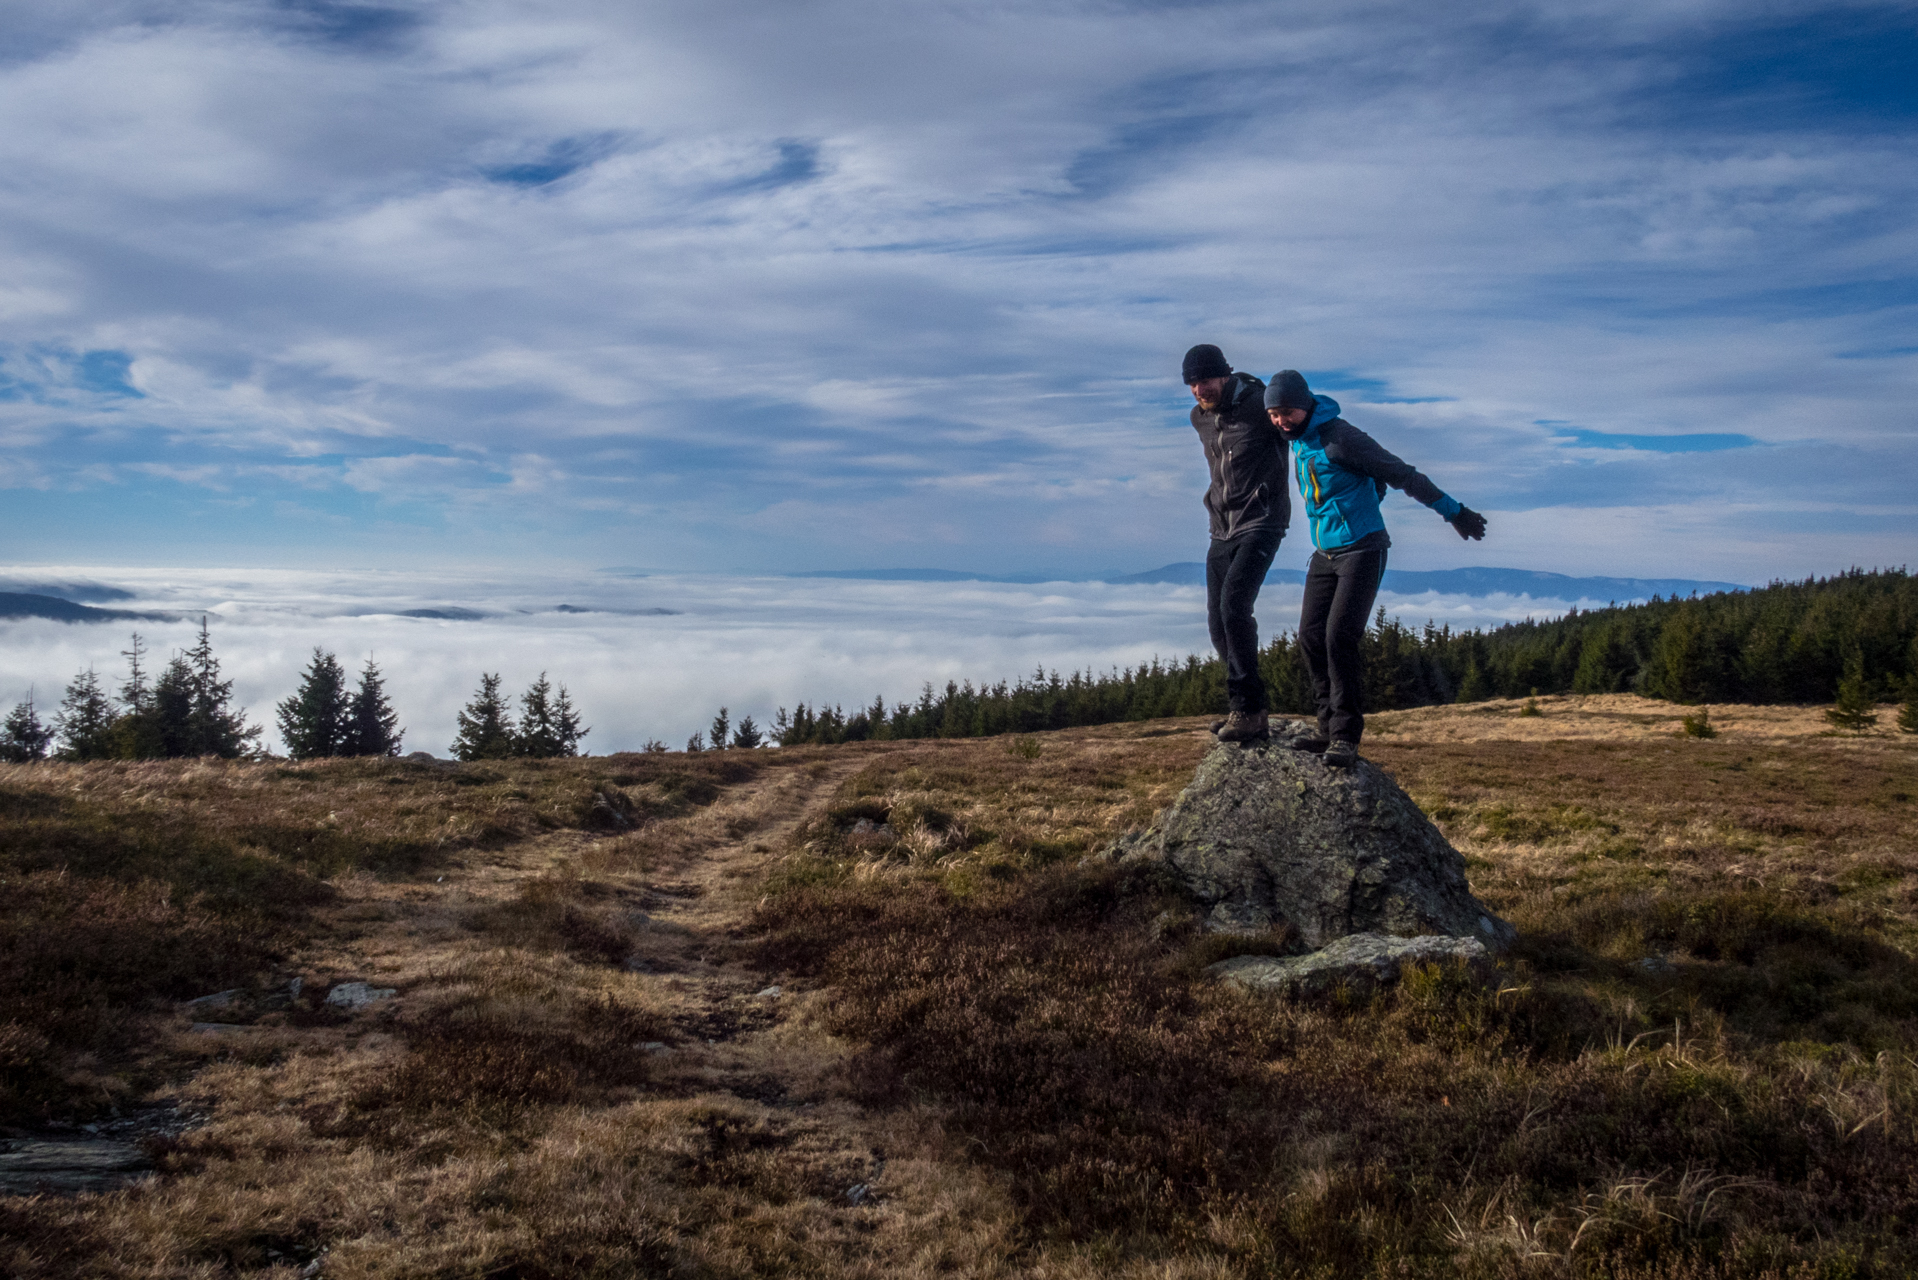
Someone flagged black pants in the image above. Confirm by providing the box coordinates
[1206,526,1284,713]
[1298,542,1387,744]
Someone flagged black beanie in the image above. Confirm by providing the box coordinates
[1263,369,1314,411]
[1181,344,1232,384]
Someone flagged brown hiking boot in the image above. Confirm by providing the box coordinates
[1208,717,1228,734]
[1323,739,1359,768]
[1216,709,1269,742]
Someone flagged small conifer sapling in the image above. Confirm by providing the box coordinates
[1826,651,1878,733]
[1901,636,1918,735]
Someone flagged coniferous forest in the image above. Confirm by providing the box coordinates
[774,568,1918,745]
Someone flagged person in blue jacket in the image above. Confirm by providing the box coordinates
[1265,370,1487,767]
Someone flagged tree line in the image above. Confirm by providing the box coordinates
[448,672,589,760]
[770,568,1918,745]
[2,620,267,763]
[1,623,596,764]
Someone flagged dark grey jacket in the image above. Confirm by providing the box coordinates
[1191,372,1290,540]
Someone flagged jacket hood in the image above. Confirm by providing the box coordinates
[1279,393,1341,440]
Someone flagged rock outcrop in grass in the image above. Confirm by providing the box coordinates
[1210,932,1493,997]
[1109,723,1515,953]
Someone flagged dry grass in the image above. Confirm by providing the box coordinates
[748,700,1918,1276]
[2,698,1915,1277]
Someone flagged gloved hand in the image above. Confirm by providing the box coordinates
[1451,506,1487,540]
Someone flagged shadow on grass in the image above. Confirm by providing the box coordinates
[753,859,1918,1276]
[1516,883,1918,1053]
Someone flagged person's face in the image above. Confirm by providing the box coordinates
[1189,377,1228,409]
[1268,406,1310,430]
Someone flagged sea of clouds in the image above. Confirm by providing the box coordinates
[2,566,1606,755]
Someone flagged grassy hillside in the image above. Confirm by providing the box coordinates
[2,696,1915,1278]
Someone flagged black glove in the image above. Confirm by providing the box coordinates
[1451,506,1487,540]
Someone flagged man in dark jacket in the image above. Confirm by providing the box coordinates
[1184,344,1290,743]
[1266,370,1487,767]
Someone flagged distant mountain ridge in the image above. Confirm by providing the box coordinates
[794,565,1750,601]
[0,579,137,603]
[0,592,169,624]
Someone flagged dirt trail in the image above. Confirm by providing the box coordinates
[606,754,874,1104]
[309,752,880,1085]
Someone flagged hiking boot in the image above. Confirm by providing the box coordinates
[1208,717,1228,734]
[1292,735,1330,754]
[1323,739,1359,768]
[1216,709,1269,742]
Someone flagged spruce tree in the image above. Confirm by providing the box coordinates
[451,673,515,760]
[183,617,258,757]
[344,658,403,757]
[708,707,730,752]
[113,633,163,759]
[277,648,351,759]
[1826,650,1878,733]
[1,694,54,763]
[731,715,763,749]
[550,683,587,756]
[1902,636,1918,735]
[118,633,149,711]
[1455,660,1492,703]
[515,673,589,758]
[54,669,117,761]
[685,731,705,753]
[149,654,196,758]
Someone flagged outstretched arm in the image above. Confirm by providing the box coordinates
[1322,421,1485,539]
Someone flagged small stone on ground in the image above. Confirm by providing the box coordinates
[1210,932,1491,998]
[324,981,397,1009]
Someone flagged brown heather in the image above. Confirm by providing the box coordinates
[1,694,1914,1277]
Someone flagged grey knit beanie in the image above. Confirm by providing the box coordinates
[1263,369,1314,411]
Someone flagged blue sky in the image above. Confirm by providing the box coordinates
[2,0,1914,583]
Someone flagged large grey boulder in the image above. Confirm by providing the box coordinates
[1109,730,1514,952]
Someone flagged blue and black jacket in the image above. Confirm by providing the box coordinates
[1290,395,1462,552]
